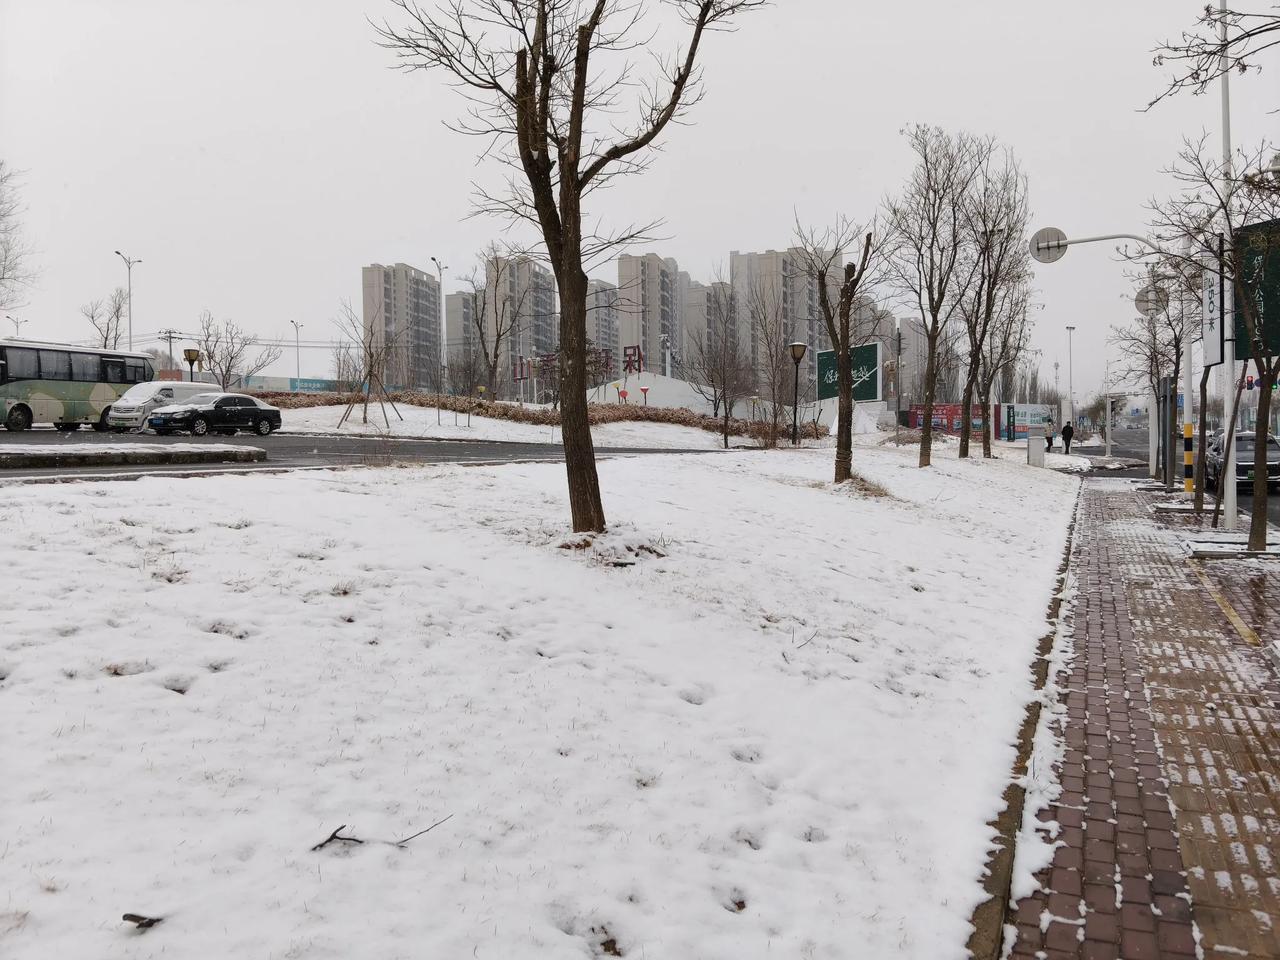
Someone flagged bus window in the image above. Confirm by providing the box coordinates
[127,359,147,383]
[4,347,40,381]
[38,350,72,380]
[102,358,126,383]
[70,353,100,381]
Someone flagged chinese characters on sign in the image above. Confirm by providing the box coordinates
[623,345,644,374]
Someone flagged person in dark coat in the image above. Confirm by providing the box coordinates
[1061,421,1074,454]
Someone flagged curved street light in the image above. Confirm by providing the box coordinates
[114,250,142,350]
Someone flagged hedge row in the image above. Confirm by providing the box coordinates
[251,390,828,442]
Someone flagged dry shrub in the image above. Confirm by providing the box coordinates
[842,472,893,499]
[251,390,828,442]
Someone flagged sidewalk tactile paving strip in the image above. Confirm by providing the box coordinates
[1007,482,1280,959]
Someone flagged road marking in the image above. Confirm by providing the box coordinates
[1190,559,1263,648]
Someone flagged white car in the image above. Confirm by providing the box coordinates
[107,381,215,432]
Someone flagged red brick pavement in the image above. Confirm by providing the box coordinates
[1006,481,1280,960]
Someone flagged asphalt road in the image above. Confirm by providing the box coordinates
[1082,426,1280,527]
[0,428,712,481]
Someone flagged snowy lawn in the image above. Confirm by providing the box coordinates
[0,442,1079,959]
[281,402,725,450]
[0,442,255,458]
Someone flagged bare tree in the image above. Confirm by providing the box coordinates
[0,161,35,312]
[885,124,984,467]
[744,279,795,448]
[332,299,406,425]
[377,0,768,533]
[1150,6,1279,109]
[1141,136,1280,549]
[957,143,1029,458]
[448,344,485,398]
[793,217,883,482]
[196,310,283,390]
[684,281,753,448]
[332,339,363,392]
[466,245,531,399]
[81,298,112,348]
[977,279,1032,456]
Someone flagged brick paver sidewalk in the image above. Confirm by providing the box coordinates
[1007,480,1280,960]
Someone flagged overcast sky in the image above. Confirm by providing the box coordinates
[1,0,1273,396]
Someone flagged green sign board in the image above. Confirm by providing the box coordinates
[816,342,881,402]
[1233,218,1280,360]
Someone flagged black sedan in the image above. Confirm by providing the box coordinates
[1205,431,1280,490]
[148,393,282,437]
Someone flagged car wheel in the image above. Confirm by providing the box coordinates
[92,408,111,432]
[254,418,273,436]
[4,405,32,432]
[191,417,210,437]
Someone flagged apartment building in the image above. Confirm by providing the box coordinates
[729,247,841,386]
[587,279,620,373]
[361,262,442,388]
[681,280,735,365]
[616,252,682,375]
[482,255,557,388]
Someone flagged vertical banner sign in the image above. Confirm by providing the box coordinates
[1202,257,1224,367]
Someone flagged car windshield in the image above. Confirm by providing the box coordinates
[182,394,222,405]
[119,383,161,402]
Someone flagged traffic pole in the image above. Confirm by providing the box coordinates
[1183,421,1193,493]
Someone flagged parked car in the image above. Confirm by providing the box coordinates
[1205,431,1280,490]
[107,380,215,432]
[147,393,282,437]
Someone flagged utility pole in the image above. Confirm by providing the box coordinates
[158,328,180,370]
[114,250,141,350]
[1065,325,1076,425]
[289,320,304,383]
[5,315,26,337]
[430,256,447,426]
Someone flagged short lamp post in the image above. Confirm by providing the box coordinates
[183,348,200,382]
[789,341,807,445]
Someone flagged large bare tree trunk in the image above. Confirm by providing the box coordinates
[556,260,606,532]
[919,332,939,467]
[957,362,978,458]
[834,347,853,482]
[979,383,993,457]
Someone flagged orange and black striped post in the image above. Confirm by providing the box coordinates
[1184,421,1194,493]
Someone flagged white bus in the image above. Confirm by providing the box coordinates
[0,338,156,432]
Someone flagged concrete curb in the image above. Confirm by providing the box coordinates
[0,448,266,470]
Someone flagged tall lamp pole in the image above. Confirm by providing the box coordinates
[789,341,807,446]
[1065,325,1076,425]
[114,250,141,350]
[289,320,304,383]
[430,256,448,425]
[5,314,26,337]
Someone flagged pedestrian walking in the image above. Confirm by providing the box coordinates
[1045,420,1055,453]
[1061,421,1074,454]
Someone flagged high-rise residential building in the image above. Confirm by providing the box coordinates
[445,291,478,355]
[729,247,841,385]
[681,280,734,368]
[482,255,557,390]
[587,279,620,373]
[361,262,441,388]
[616,252,682,375]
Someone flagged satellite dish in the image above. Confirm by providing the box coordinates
[1030,227,1067,264]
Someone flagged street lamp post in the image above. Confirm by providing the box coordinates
[1065,325,1076,425]
[114,251,141,350]
[430,256,448,426]
[289,320,303,383]
[5,314,25,337]
[789,341,807,446]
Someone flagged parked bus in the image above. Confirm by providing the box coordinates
[0,338,155,432]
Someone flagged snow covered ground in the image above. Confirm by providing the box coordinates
[0,442,252,458]
[0,443,1079,959]
[281,402,725,449]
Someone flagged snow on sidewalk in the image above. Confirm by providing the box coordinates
[0,443,1078,960]
[282,402,725,449]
